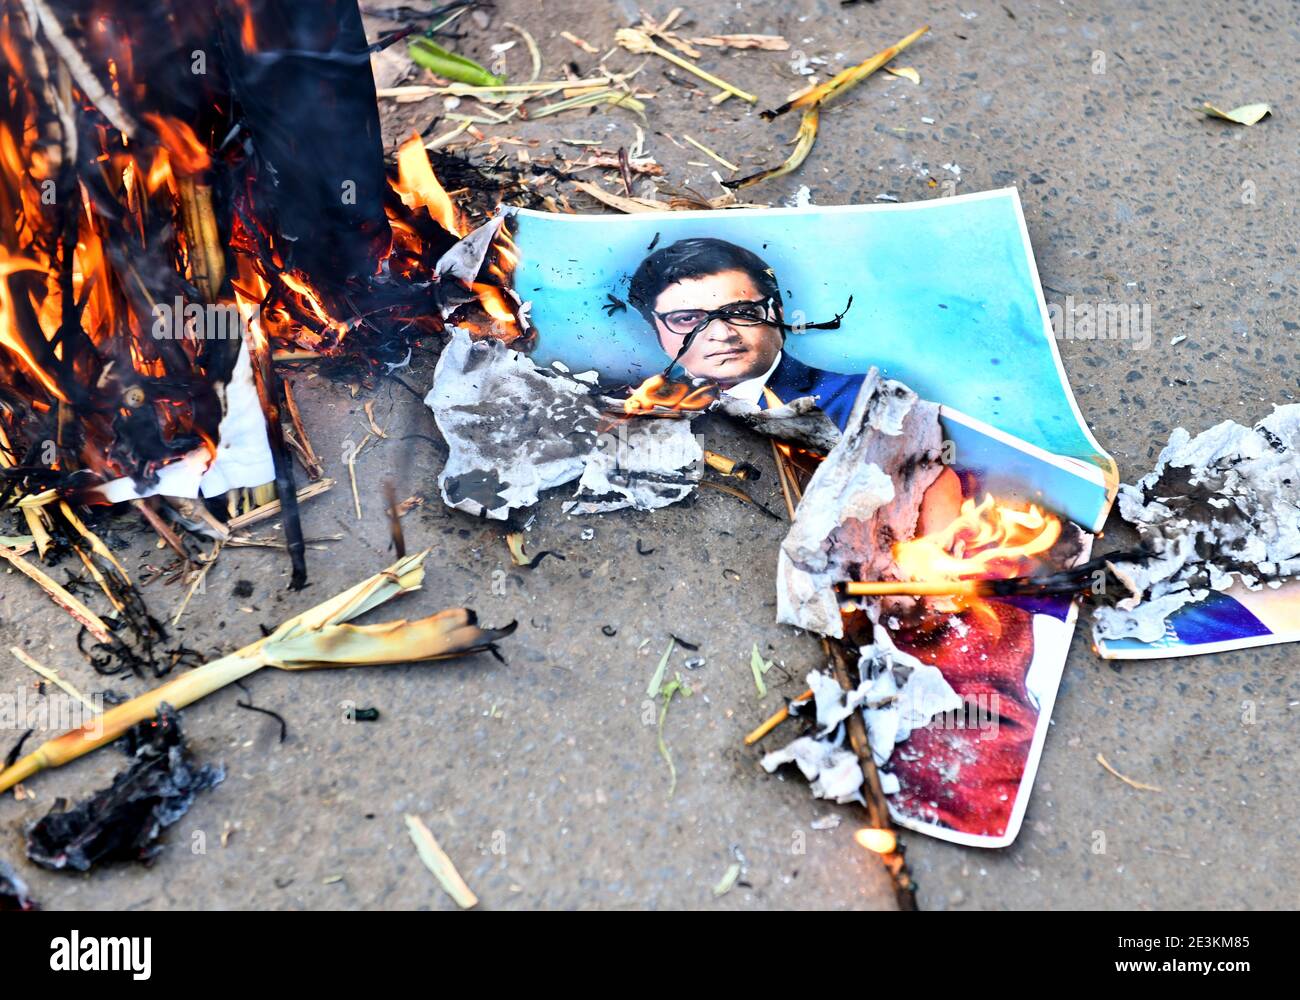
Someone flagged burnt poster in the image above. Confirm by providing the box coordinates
[498,189,1116,847]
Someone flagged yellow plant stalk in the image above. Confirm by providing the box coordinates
[761,25,930,120]
[724,105,820,190]
[0,550,512,794]
[616,28,757,103]
[0,541,113,643]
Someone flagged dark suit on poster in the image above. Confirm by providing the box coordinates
[759,352,864,431]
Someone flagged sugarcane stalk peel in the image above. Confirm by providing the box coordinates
[0,550,515,795]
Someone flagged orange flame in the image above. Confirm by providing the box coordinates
[893,494,1061,584]
[0,250,68,401]
[393,133,462,236]
[142,114,210,176]
[470,283,516,325]
[623,374,719,416]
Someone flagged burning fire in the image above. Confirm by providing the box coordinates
[394,133,464,236]
[389,133,520,337]
[0,12,519,502]
[892,494,1062,585]
[622,374,719,416]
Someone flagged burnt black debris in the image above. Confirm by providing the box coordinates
[26,704,224,873]
[5,727,34,768]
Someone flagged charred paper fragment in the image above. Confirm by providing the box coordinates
[1093,405,1300,642]
[26,704,223,872]
[775,369,946,637]
[88,340,275,504]
[426,328,701,519]
[435,211,515,319]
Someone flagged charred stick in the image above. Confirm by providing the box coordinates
[768,439,916,909]
[743,687,812,745]
[703,449,760,480]
[840,551,1151,601]
[769,440,798,520]
[617,146,634,197]
[132,498,191,562]
[6,0,72,173]
[282,379,324,479]
[823,635,918,911]
[383,479,405,558]
[26,0,138,137]
[843,580,984,598]
[246,333,308,589]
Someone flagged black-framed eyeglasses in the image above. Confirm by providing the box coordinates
[653,297,775,337]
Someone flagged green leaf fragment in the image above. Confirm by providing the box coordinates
[646,638,675,697]
[408,38,505,88]
[657,672,692,798]
[712,862,742,897]
[750,643,773,698]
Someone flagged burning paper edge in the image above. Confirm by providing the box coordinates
[425,327,702,520]
[89,339,275,504]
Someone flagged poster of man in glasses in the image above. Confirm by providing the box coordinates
[627,236,861,426]
[506,192,1115,846]
[626,234,965,536]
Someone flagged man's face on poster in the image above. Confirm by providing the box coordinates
[651,269,783,386]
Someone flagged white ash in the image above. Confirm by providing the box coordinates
[716,393,842,454]
[425,328,701,519]
[857,627,961,772]
[1093,404,1300,643]
[775,369,946,637]
[761,736,865,805]
[761,629,959,804]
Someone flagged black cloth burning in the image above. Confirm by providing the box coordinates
[26,704,224,872]
[1093,405,1300,642]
